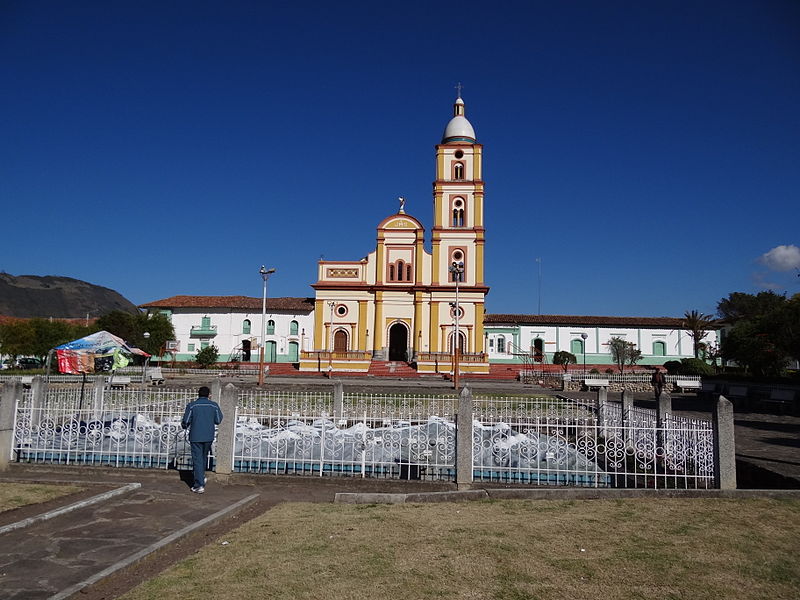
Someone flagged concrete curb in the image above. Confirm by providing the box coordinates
[0,482,142,535]
[335,488,800,504]
[49,492,261,600]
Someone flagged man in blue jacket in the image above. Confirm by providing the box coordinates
[181,386,223,494]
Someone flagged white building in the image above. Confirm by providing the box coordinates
[140,296,314,363]
[484,314,720,367]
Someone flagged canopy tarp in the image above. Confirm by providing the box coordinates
[54,330,150,374]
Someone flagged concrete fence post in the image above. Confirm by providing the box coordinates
[91,376,105,420]
[0,380,22,470]
[656,390,672,450]
[333,381,344,420]
[596,387,607,436]
[713,395,737,490]
[455,384,473,489]
[621,389,633,448]
[31,375,48,428]
[211,379,222,404]
[215,383,238,475]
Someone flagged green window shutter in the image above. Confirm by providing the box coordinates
[201,316,211,328]
[290,320,299,335]
[267,320,275,335]
[243,320,251,334]
[571,339,584,354]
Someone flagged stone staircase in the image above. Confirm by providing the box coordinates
[366,361,421,378]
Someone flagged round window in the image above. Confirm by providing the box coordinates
[454,150,464,159]
[450,305,465,319]
[454,199,463,208]
[336,305,348,317]
[453,250,463,260]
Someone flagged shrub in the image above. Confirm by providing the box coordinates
[195,345,219,368]
[663,360,683,375]
[604,368,614,374]
[589,368,600,375]
[679,358,715,376]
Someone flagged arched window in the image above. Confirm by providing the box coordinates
[570,338,584,354]
[653,341,666,356]
[497,335,506,353]
[388,264,395,281]
[290,320,299,335]
[454,162,464,180]
[452,198,465,227]
[406,264,412,281]
[242,319,251,335]
[266,320,275,335]
[397,260,405,281]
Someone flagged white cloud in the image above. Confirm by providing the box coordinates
[760,245,800,272]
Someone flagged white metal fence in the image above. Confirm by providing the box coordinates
[12,386,203,469]
[7,385,717,488]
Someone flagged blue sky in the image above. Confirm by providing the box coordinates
[2,1,798,318]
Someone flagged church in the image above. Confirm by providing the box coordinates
[141,94,718,373]
[299,94,489,375]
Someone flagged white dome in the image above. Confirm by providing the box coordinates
[442,115,476,143]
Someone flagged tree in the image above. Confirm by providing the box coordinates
[552,351,577,373]
[95,310,175,356]
[195,345,219,368]
[717,291,796,376]
[0,318,93,362]
[607,337,642,374]
[682,309,716,359]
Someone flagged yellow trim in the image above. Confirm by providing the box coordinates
[433,192,443,228]
[429,301,439,352]
[432,242,440,285]
[376,243,385,284]
[415,238,424,282]
[475,303,485,352]
[413,293,423,352]
[473,146,482,180]
[358,300,368,350]
[476,242,485,284]
[374,291,384,348]
[437,150,445,180]
[314,299,324,349]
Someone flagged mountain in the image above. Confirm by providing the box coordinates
[0,273,138,318]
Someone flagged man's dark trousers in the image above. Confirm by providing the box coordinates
[191,440,214,488]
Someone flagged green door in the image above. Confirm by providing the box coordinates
[288,341,299,362]
[266,341,277,362]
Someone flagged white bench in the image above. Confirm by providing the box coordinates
[584,378,609,389]
[147,367,165,385]
[675,380,701,393]
[107,376,131,389]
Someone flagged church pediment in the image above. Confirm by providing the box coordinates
[378,214,423,231]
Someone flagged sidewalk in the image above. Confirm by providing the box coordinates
[0,467,452,600]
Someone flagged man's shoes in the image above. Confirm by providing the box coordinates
[191,486,205,494]
[204,477,208,485]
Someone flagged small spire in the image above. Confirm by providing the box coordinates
[455,82,463,99]
[453,83,465,117]
[397,196,406,214]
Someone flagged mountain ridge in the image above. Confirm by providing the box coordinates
[0,273,138,318]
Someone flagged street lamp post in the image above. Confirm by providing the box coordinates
[258,266,276,386]
[581,332,588,378]
[449,261,464,389]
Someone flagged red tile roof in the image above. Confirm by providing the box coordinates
[484,314,717,328]
[139,296,315,312]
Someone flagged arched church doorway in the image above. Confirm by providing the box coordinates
[388,323,409,361]
[333,329,348,353]
[242,339,251,362]
[448,331,467,353]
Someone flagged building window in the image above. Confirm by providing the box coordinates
[406,264,412,281]
[452,198,465,227]
[571,338,584,354]
[397,260,405,281]
[267,320,275,335]
[450,250,465,282]
[201,316,211,329]
[242,319,251,334]
[388,264,395,281]
[497,335,505,353]
[653,341,666,356]
[336,304,348,317]
[290,320,299,335]
[200,341,209,350]
[188,343,195,352]
[454,162,464,180]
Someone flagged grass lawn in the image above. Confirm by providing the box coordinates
[121,498,800,600]
[0,482,83,513]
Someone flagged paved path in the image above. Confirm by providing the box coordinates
[0,468,451,600]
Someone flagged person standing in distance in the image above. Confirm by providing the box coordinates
[651,368,666,400]
[181,386,223,494]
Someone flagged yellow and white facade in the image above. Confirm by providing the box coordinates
[300,95,490,374]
